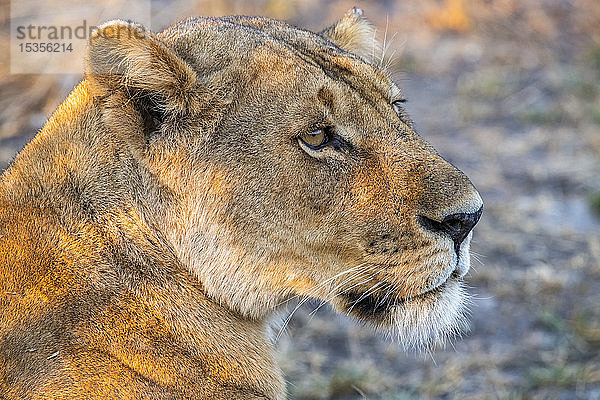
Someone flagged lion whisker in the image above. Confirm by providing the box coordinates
[307,265,380,317]
[275,262,375,339]
[374,281,397,309]
[274,262,369,308]
[345,280,386,315]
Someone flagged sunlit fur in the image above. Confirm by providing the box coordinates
[0,9,483,399]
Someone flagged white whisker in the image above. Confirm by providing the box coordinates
[345,280,385,315]
[308,265,380,317]
[275,262,375,340]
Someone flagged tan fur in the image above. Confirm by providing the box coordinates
[0,10,482,399]
[320,8,383,64]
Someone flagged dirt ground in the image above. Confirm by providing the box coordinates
[1,1,599,399]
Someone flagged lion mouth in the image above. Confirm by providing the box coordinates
[341,279,450,320]
[339,275,471,350]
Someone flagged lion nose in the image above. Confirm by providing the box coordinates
[418,206,483,254]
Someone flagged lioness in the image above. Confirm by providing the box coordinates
[0,9,482,399]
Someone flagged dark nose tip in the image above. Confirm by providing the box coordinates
[418,206,483,254]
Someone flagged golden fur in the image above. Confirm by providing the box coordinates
[0,9,482,399]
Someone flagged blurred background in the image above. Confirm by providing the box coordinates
[2,0,600,398]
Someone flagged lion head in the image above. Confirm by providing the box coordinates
[87,8,482,351]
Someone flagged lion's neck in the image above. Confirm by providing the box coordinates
[0,135,287,398]
[163,199,294,321]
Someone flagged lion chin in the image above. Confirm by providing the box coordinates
[334,277,471,352]
[333,236,475,352]
[388,279,472,351]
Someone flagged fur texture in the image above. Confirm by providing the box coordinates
[0,10,482,399]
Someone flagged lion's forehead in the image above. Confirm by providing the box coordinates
[162,15,394,103]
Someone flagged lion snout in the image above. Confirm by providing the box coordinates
[418,206,482,255]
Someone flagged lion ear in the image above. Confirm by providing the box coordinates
[320,8,383,65]
[86,20,197,111]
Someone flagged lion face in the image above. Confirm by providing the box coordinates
[88,10,482,350]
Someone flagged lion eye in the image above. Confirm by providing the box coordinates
[299,129,328,149]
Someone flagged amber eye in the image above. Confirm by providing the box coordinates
[299,129,328,149]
